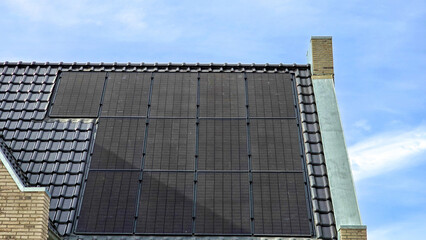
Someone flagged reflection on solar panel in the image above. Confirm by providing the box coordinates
[252,173,310,235]
[101,72,151,116]
[150,72,197,117]
[247,73,295,117]
[198,119,248,170]
[76,171,139,233]
[144,119,195,170]
[196,173,251,234]
[136,172,193,234]
[50,72,105,117]
[250,119,302,170]
[199,73,246,117]
[90,118,145,169]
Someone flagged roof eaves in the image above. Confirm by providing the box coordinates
[68,236,317,240]
[49,219,62,240]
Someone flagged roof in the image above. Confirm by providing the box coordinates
[0,62,336,239]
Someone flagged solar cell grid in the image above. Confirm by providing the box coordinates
[247,73,295,117]
[136,172,193,234]
[198,119,248,170]
[196,173,251,234]
[252,173,310,235]
[76,171,139,233]
[90,118,145,169]
[101,72,151,116]
[150,72,197,117]
[250,119,302,171]
[50,72,105,117]
[144,119,195,170]
[199,73,246,118]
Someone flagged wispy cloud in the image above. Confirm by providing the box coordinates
[368,213,426,240]
[4,0,107,26]
[353,119,371,131]
[348,125,426,181]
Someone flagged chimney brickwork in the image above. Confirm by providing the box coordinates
[310,36,334,79]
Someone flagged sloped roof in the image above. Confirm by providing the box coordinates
[0,62,336,239]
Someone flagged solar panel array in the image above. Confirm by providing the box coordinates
[52,72,312,236]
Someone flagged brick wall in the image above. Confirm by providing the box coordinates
[0,162,50,239]
[311,36,334,79]
[339,226,367,240]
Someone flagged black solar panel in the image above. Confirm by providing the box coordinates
[247,73,295,117]
[136,172,193,234]
[90,118,145,169]
[198,119,248,170]
[196,173,250,234]
[252,173,310,235]
[76,171,139,233]
[144,119,195,170]
[150,73,197,117]
[73,71,312,236]
[250,119,302,171]
[101,72,151,116]
[199,73,246,117]
[50,72,105,117]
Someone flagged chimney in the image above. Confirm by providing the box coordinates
[308,36,367,240]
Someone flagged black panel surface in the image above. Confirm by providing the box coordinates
[252,173,310,235]
[90,118,145,169]
[247,73,295,117]
[196,173,250,234]
[199,73,246,117]
[144,119,195,170]
[76,171,139,233]
[136,172,193,234]
[150,73,197,117]
[250,119,302,170]
[50,72,105,117]
[198,119,248,170]
[101,72,151,116]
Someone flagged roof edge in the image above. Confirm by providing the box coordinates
[0,147,51,197]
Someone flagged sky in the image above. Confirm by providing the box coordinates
[1,0,426,239]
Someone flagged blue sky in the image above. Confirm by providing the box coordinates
[1,0,426,239]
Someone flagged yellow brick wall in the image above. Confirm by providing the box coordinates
[0,162,50,239]
[339,227,367,240]
[311,37,334,78]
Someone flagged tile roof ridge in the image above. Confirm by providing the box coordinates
[1,61,310,67]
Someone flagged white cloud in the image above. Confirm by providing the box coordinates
[348,125,426,181]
